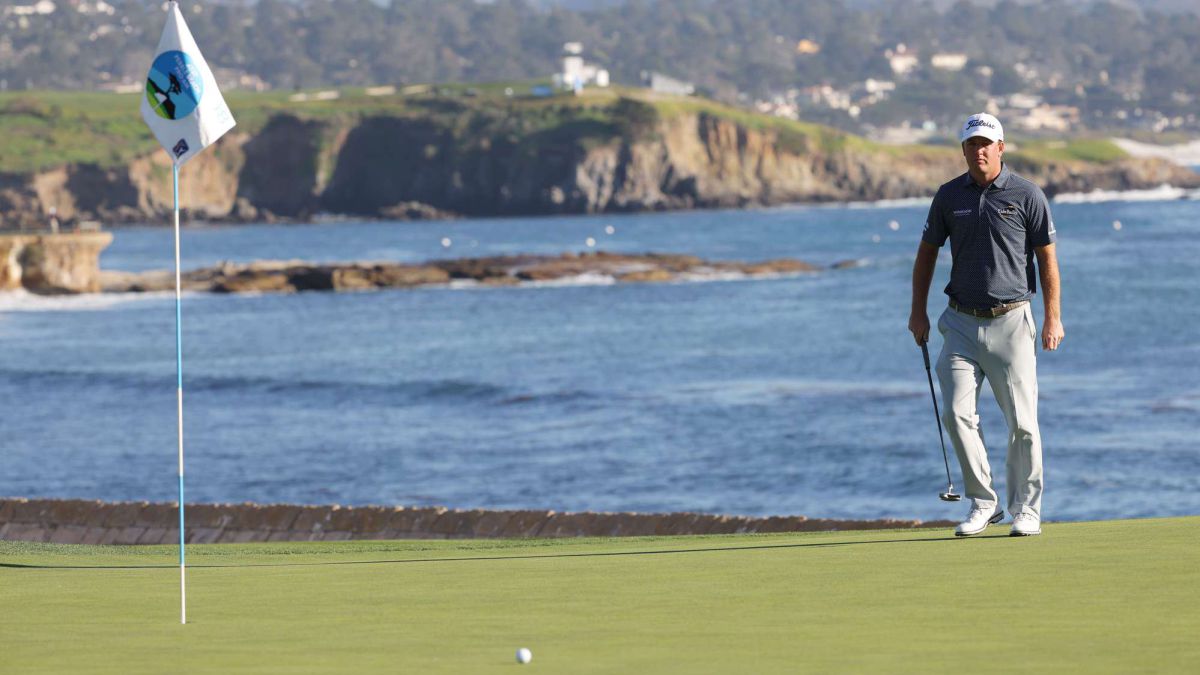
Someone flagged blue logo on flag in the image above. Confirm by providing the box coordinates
[172,139,190,158]
[145,50,204,120]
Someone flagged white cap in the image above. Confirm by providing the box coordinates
[960,113,1003,143]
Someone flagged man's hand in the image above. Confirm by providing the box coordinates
[909,312,930,345]
[1042,317,1064,351]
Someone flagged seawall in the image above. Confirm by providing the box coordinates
[0,498,954,544]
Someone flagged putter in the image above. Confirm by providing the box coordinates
[921,341,961,502]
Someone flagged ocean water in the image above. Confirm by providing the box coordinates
[2,196,1198,523]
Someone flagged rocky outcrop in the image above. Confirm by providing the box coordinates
[100,251,821,295]
[0,497,954,544]
[0,232,113,293]
[1008,156,1199,197]
[3,105,1198,228]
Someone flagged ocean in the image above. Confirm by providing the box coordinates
[2,194,1198,523]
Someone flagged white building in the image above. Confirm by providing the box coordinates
[641,71,694,97]
[553,42,610,93]
[931,52,968,72]
[6,1,57,15]
[885,44,919,76]
[1013,105,1079,132]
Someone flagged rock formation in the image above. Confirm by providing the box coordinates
[100,251,822,295]
[0,232,113,293]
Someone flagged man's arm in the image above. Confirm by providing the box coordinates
[1035,243,1063,351]
[908,241,939,345]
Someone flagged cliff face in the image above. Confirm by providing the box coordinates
[2,109,1197,228]
[0,232,113,293]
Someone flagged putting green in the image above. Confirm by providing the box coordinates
[2,517,1198,673]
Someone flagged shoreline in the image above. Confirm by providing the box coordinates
[0,497,955,544]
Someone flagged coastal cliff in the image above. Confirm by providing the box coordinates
[2,93,1197,227]
[0,232,112,293]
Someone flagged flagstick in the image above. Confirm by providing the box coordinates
[173,162,187,625]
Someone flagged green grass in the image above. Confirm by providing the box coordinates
[1012,137,1130,164]
[0,86,943,175]
[2,517,1198,673]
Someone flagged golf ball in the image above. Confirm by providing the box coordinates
[516,648,533,664]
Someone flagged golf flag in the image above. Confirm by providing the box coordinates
[140,0,236,625]
[141,0,235,165]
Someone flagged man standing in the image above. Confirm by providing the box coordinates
[908,113,1064,537]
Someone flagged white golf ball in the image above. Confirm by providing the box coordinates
[516,647,533,664]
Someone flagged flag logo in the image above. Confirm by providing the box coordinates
[145,50,204,120]
[140,2,234,166]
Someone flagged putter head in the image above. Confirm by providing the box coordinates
[939,491,962,502]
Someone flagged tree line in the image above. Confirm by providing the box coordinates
[3,0,1198,123]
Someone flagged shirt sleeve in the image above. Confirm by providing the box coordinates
[1027,187,1057,247]
[921,190,948,247]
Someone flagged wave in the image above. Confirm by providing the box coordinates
[1052,184,1200,204]
[0,367,605,411]
[0,367,510,405]
[664,378,923,405]
[525,272,618,288]
[840,196,933,209]
[0,290,177,313]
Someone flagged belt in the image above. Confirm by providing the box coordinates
[948,298,1028,318]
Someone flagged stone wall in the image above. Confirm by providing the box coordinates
[0,498,953,545]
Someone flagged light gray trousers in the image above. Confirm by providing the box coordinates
[936,303,1043,517]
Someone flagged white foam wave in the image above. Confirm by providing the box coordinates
[0,290,176,313]
[1052,184,1200,204]
[840,197,933,209]
[668,378,922,405]
[525,272,618,288]
[1111,138,1200,166]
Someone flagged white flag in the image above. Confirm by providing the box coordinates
[140,1,235,166]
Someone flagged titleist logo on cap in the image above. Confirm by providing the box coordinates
[966,119,997,129]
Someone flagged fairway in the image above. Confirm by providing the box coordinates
[2,518,1198,673]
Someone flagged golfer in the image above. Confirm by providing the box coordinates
[908,112,1064,537]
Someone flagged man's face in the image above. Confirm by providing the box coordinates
[962,136,1004,178]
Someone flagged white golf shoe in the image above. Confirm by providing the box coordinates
[1010,512,1042,536]
[954,506,1004,537]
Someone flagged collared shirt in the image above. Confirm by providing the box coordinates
[922,164,1056,310]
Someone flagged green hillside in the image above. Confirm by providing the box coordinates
[0,87,1131,177]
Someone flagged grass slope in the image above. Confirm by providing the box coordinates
[2,517,1197,674]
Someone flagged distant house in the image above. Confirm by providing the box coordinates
[641,71,694,97]
[795,39,821,55]
[1013,105,1079,132]
[1006,93,1042,110]
[885,44,919,76]
[931,53,968,72]
[552,42,610,94]
[799,85,850,111]
[6,0,56,15]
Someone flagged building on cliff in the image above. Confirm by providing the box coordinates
[553,42,610,94]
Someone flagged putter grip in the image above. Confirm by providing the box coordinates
[921,342,931,369]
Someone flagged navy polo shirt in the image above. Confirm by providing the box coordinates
[922,164,1056,310]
